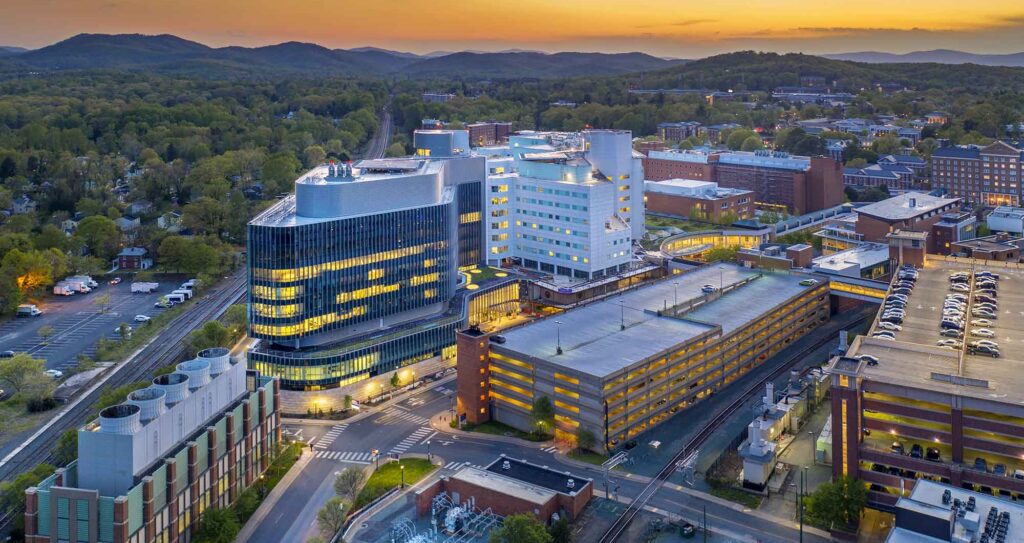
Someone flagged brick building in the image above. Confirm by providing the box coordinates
[644,179,753,221]
[643,149,843,214]
[657,121,702,142]
[415,457,592,523]
[467,122,513,147]
[931,141,1024,206]
[854,193,963,254]
[25,348,281,543]
[828,259,1024,511]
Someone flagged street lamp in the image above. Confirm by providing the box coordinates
[673,282,679,308]
[554,320,564,355]
[619,301,625,331]
[426,440,431,461]
[400,464,406,489]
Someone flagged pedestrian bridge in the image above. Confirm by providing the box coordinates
[824,275,887,302]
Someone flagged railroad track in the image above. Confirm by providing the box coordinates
[598,313,871,543]
[0,272,246,504]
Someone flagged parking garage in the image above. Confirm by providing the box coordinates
[829,259,1024,509]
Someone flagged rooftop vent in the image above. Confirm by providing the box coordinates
[153,373,190,404]
[197,347,231,375]
[176,359,211,390]
[566,478,576,490]
[127,387,167,422]
[99,404,142,434]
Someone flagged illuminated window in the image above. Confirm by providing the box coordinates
[367,268,384,281]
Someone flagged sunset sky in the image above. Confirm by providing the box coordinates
[4,0,1024,57]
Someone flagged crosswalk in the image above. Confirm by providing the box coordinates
[389,427,432,455]
[436,387,452,396]
[376,407,430,426]
[313,451,373,464]
[313,424,348,449]
[541,446,559,454]
[442,461,484,471]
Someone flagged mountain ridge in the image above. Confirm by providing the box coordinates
[825,49,1024,67]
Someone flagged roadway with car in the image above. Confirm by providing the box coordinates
[0,277,180,373]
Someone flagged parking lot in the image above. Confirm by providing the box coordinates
[0,279,181,373]
[871,263,1024,364]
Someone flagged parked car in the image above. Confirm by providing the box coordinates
[936,339,962,348]
[911,444,924,458]
[968,345,1001,358]
[859,355,879,366]
[926,448,941,462]
[43,369,63,379]
[971,328,995,338]
[970,319,995,327]
[940,329,963,338]
[951,283,970,292]
[0,350,14,358]
[109,277,122,285]
[971,339,999,348]
[799,279,819,286]
[975,458,988,472]
[134,315,151,323]
[701,284,718,293]
[878,322,901,332]
[891,441,905,454]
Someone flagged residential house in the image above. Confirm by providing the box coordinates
[11,195,37,214]
[116,247,151,270]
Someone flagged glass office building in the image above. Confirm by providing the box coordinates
[247,154,486,390]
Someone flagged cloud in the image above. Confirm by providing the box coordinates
[635,18,717,30]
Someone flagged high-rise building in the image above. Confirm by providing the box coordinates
[477,130,646,278]
[24,349,280,543]
[246,143,486,391]
[644,149,843,214]
[931,141,1023,206]
[467,121,513,146]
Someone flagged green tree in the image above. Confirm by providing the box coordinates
[0,463,55,529]
[72,215,119,260]
[0,353,53,399]
[725,129,758,151]
[385,142,407,157]
[261,153,301,195]
[704,246,739,262]
[303,145,327,168]
[575,427,596,452]
[317,497,349,538]
[52,429,78,466]
[489,514,553,543]
[117,322,132,341]
[186,321,231,355]
[344,394,353,410]
[194,507,241,543]
[548,516,571,543]
[37,324,54,342]
[390,371,401,388]
[531,396,555,435]
[804,476,867,529]
[333,466,366,504]
[740,135,764,151]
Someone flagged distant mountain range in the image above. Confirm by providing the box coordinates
[825,49,1024,67]
[0,33,687,78]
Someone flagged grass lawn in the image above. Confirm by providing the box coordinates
[455,419,550,442]
[708,483,763,509]
[0,400,56,450]
[645,214,716,232]
[351,458,436,511]
[467,266,507,283]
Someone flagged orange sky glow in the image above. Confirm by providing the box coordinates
[3,0,1024,57]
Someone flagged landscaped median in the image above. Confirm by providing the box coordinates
[351,457,436,511]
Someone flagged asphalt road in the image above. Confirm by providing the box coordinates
[364,99,392,160]
[0,278,182,373]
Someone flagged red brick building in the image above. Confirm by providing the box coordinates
[854,193,962,254]
[644,179,753,221]
[643,150,842,214]
[467,122,512,147]
[415,456,593,523]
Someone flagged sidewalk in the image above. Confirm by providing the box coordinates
[428,412,556,448]
[283,374,456,427]
[233,448,313,543]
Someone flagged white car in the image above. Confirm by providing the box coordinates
[878,322,902,331]
[971,328,996,338]
[134,315,151,323]
[44,369,63,379]
[972,339,999,348]
[936,339,962,348]
[971,319,995,327]
[701,284,718,293]
[951,283,970,292]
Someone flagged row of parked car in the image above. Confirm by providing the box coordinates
[872,265,919,341]
[940,270,1002,357]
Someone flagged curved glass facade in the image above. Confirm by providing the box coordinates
[248,201,454,344]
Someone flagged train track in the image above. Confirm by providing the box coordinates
[598,313,871,543]
[0,272,246,528]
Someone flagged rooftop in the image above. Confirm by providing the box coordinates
[495,264,817,378]
[483,456,590,495]
[887,479,1024,543]
[845,260,1024,406]
[856,192,960,221]
[812,243,890,273]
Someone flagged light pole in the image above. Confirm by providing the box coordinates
[620,301,625,331]
[372,449,380,470]
[400,464,406,489]
[799,468,805,543]
[426,440,431,461]
[673,282,679,308]
[554,320,564,355]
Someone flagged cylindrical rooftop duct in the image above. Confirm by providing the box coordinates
[127,387,167,423]
[197,347,231,375]
[152,373,191,405]
[176,359,211,390]
[99,404,142,434]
